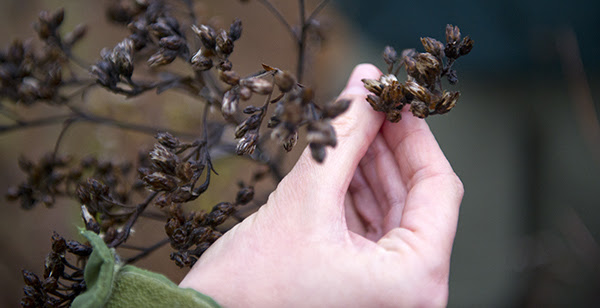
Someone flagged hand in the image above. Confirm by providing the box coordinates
[179,64,464,307]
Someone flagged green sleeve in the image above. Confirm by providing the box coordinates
[71,231,221,308]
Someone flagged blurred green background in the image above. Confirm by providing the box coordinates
[1,0,599,307]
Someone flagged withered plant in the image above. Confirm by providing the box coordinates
[1,1,472,307]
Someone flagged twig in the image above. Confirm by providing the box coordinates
[52,118,76,159]
[296,0,307,83]
[108,191,159,248]
[306,0,330,23]
[256,0,298,41]
[124,238,170,264]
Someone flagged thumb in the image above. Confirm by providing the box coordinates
[273,64,384,226]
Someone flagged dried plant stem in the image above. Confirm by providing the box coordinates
[124,238,170,264]
[256,0,298,41]
[0,109,197,138]
[296,0,307,82]
[108,191,159,248]
[307,0,330,23]
[52,118,75,159]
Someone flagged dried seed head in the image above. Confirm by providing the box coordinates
[228,18,243,41]
[190,50,213,71]
[307,121,337,147]
[143,172,178,191]
[147,49,177,67]
[219,70,240,85]
[150,143,179,174]
[159,35,185,51]
[282,130,298,152]
[216,29,234,55]
[222,90,239,116]
[383,46,398,65]
[156,132,180,149]
[309,143,326,163]
[446,24,461,43]
[274,70,296,92]
[192,24,216,49]
[362,78,384,96]
[459,36,474,56]
[218,59,233,71]
[420,37,444,58]
[235,114,261,138]
[410,100,429,118]
[63,23,87,46]
[239,86,252,100]
[111,38,134,78]
[435,91,460,114]
[241,78,273,95]
[404,80,431,103]
[323,98,351,119]
[235,187,254,205]
[380,74,398,87]
[236,131,258,155]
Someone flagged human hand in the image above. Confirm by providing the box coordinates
[179,64,464,307]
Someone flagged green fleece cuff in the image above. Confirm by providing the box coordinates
[71,231,221,308]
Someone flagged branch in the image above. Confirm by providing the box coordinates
[256,0,298,41]
[123,238,170,264]
[306,0,330,23]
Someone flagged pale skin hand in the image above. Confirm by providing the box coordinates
[180,64,464,307]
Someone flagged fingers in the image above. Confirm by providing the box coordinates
[272,64,384,228]
[380,108,464,253]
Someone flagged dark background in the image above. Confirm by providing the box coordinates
[1,0,599,306]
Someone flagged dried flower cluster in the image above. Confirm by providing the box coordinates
[1,1,472,307]
[20,233,91,308]
[0,8,86,105]
[362,24,473,122]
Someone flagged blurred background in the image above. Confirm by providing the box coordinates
[1,0,599,307]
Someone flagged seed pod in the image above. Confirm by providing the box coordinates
[149,143,179,174]
[445,24,461,43]
[241,78,273,95]
[159,36,185,51]
[190,50,213,71]
[282,130,298,152]
[362,78,384,96]
[323,98,351,119]
[216,29,234,55]
[236,131,258,155]
[420,37,444,58]
[307,121,337,147]
[156,132,180,149]
[221,90,239,116]
[383,46,398,65]
[143,172,178,191]
[239,86,252,100]
[228,18,243,41]
[274,70,296,92]
[410,100,429,118]
[459,36,474,56]
[235,114,261,138]
[404,80,431,103]
[309,143,326,163]
[435,91,460,114]
[219,70,240,85]
[147,49,177,67]
[63,23,87,46]
[111,38,134,78]
[191,24,216,49]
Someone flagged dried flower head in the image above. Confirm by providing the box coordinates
[363,25,473,121]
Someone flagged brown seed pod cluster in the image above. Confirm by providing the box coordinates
[20,233,91,308]
[362,24,473,122]
[0,8,87,105]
